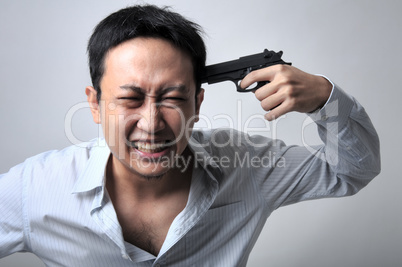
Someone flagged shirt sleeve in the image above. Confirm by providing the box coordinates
[0,162,28,257]
[252,82,381,210]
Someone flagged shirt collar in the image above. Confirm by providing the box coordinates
[71,133,221,194]
[188,132,222,173]
[71,139,111,194]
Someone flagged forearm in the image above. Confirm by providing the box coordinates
[309,81,381,188]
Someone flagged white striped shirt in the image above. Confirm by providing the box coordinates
[0,85,380,266]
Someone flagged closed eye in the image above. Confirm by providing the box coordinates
[116,97,144,108]
[118,97,143,101]
[162,97,185,101]
[160,97,187,105]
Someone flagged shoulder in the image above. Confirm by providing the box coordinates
[191,128,247,146]
[25,139,100,169]
[3,139,107,185]
[191,128,284,154]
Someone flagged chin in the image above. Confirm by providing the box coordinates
[130,162,172,180]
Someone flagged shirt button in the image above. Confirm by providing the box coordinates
[322,115,328,121]
[122,254,129,260]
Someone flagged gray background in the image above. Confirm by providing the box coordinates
[1,0,401,266]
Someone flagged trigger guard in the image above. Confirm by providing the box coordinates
[236,81,268,92]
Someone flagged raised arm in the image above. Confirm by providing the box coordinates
[241,65,381,209]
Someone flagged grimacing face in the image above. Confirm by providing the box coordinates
[86,37,204,178]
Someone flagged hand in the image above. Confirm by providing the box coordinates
[240,64,332,121]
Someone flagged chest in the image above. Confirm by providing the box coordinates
[114,197,187,256]
[120,213,172,256]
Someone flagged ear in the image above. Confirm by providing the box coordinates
[194,88,204,122]
[85,86,101,124]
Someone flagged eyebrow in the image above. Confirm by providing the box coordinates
[119,84,189,95]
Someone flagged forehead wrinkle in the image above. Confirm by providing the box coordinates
[119,84,143,93]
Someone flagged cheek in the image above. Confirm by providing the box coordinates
[102,108,141,140]
[163,105,197,138]
[118,112,142,139]
[163,108,186,133]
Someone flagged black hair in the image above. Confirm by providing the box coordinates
[87,4,206,102]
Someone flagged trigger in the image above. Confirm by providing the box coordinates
[236,68,250,92]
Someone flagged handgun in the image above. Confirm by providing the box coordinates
[201,49,291,92]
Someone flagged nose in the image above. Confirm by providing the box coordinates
[137,100,165,134]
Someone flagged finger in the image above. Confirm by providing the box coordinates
[254,83,277,101]
[240,66,276,89]
[264,102,291,121]
[260,92,284,111]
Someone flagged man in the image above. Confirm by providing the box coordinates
[0,4,380,266]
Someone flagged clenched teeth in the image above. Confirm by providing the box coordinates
[132,141,169,153]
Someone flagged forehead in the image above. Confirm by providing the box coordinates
[102,37,194,84]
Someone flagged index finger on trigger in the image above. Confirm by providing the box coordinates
[239,66,276,90]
